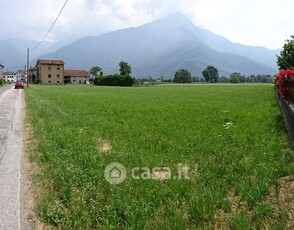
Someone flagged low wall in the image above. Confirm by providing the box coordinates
[288,79,294,103]
[277,87,294,147]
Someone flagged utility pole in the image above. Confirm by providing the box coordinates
[26,48,29,87]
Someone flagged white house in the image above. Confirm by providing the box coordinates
[0,64,4,78]
[64,70,90,84]
[3,72,16,83]
[15,70,26,81]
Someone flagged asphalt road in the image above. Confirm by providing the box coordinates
[0,84,24,230]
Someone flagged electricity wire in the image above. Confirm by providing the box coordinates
[31,0,69,51]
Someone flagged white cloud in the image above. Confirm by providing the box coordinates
[189,0,294,49]
[0,0,293,49]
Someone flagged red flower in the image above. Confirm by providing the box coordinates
[274,69,294,99]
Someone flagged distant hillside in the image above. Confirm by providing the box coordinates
[0,39,66,71]
[161,13,279,69]
[11,13,280,76]
[0,40,26,71]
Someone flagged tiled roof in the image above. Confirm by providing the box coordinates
[15,70,26,74]
[36,59,65,65]
[28,67,37,71]
[64,70,89,77]
[3,72,15,75]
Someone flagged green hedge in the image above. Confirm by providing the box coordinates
[93,74,135,86]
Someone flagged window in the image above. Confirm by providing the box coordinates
[57,74,60,78]
[57,81,60,84]
[57,67,60,72]
[48,74,51,78]
[48,66,51,71]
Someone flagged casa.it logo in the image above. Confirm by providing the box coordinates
[104,162,127,185]
[104,162,193,185]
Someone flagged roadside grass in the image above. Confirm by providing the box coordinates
[25,84,294,229]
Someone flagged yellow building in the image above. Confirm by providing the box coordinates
[36,59,65,84]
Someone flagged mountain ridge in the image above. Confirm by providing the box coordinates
[1,12,279,76]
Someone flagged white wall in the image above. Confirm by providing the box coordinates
[71,77,89,84]
[0,65,3,78]
[3,74,17,82]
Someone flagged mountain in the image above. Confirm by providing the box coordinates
[0,39,67,71]
[161,13,279,69]
[0,40,26,71]
[29,13,281,76]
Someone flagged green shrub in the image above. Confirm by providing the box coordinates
[0,78,4,86]
[33,79,40,84]
[94,74,135,86]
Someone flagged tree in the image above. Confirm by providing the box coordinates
[119,61,132,76]
[32,74,40,84]
[249,74,256,82]
[238,74,246,83]
[229,72,241,83]
[90,66,103,78]
[173,69,192,83]
[277,36,294,70]
[219,76,229,83]
[202,65,219,83]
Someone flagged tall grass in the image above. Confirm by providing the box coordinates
[25,84,293,229]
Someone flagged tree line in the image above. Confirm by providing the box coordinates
[90,61,273,86]
[172,66,273,83]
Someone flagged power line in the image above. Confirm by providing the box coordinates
[31,0,69,51]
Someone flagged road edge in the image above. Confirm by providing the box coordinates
[20,91,34,230]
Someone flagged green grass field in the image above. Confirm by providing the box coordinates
[25,84,293,229]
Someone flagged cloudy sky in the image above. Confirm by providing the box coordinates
[1,0,293,50]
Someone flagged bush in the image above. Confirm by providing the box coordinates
[0,78,4,86]
[33,79,40,84]
[94,74,135,86]
[173,69,192,83]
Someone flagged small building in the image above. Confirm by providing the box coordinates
[0,64,4,78]
[3,72,16,83]
[64,70,90,84]
[28,67,38,76]
[36,59,65,84]
[15,70,26,82]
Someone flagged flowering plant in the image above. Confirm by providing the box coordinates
[274,69,294,98]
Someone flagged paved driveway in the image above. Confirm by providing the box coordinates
[0,84,24,230]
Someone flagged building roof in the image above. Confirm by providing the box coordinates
[64,70,89,78]
[36,59,65,65]
[28,67,37,71]
[3,72,15,75]
[15,70,26,74]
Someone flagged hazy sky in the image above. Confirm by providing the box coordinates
[1,0,293,50]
